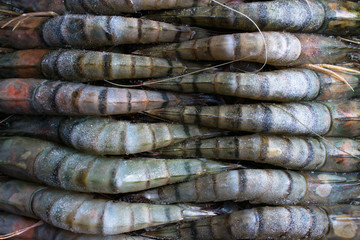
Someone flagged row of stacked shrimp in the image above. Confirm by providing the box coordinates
[0,0,360,239]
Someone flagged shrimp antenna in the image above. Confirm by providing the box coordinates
[270,104,360,161]
[1,11,58,30]
[303,64,355,91]
[0,220,43,239]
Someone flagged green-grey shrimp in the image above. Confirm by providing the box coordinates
[0,179,215,235]
[127,169,360,205]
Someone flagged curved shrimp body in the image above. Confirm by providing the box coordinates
[0,179,214,235]
[144,69,360,102]
[145,205,360,240]
[134,32,357,66]
[156,134,360,172]
[0,116,221,155]
[128,169,360,205]
[1,0,231,14]
[0,49,193,81]
[0,136,236,193]
[148,0,360,36]
[0,212,152,240]
[0,14,210,49]
[146,100,360,137]
[0,78,220,115]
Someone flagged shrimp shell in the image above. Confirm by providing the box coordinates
[0,116,222,155]
[0,78,220,115]
[0,14,210,49]
[0,211,152,240]
[155,134,360,172]
[0,0,231,14]
[0,179,215,235]
[0,49,196,81]
[134,32,358,66]
[144,68,360,102]
[147,0,360,36]
[0,136,237,193]
[127,169,360,205]
[146,100,360,137]
[145,205,360,240]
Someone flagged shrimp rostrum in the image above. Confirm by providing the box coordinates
[0,14,210,49]
[0,211,152,240]
[0,179,215,235]
[0,78,221,115]
[147,0,360,36]
[156,134,360,172]
[144,68,360,102]
[135,32,359,66]
[0,136,237,193]
[128,169,360,205]
[0,0,232,14]
[0,49,199,81]
[145,205,360,240]
[0,116,222,155]
[146,100,360,137]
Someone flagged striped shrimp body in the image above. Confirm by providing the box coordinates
[0,14,211,49]
[0,116,221,155]
[145,205,360,240]
[0,212,153,240]
[0,49,195,81]
[144,69,360,102]
[0,136,237,193]
[128,169,360,205]
[0,179,215,235]
[0,78,221,115]
[134,32,359,66]
[0,0,231,14]
[156,134,360,172]
[146,100,360,137]
[147,0,360,36]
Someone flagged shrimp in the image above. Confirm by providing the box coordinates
[127,169,360,205]
[143,68,360,102]
[0,136,237,193]
[146,0,360,36]
[0,116,222,155]
[0,212,153,240]
[146,100,360,137]
[0,78,221,115]
[0,14,210,49]
[145,205,360,240]
[0,0,232,14]
[0,179,215,235]
[155,134,360,172]
[134,32,359,66]
[0,49,198,81]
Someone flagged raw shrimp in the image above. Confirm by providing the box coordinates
[145,205,360,240]
[0,0,232,14]
[0,49,197,81]
[146,100,360,137]
[147,0,360,36]
[0,116,222,155]
[155,134,360,172]
[0,78,221,115]
[143,68,360,102]
[0,136,237,193]
[134,32,359,66]
[0,14,210,49]
[0,179,215,235]
[127,169,360,205]
[0,211,152,240]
